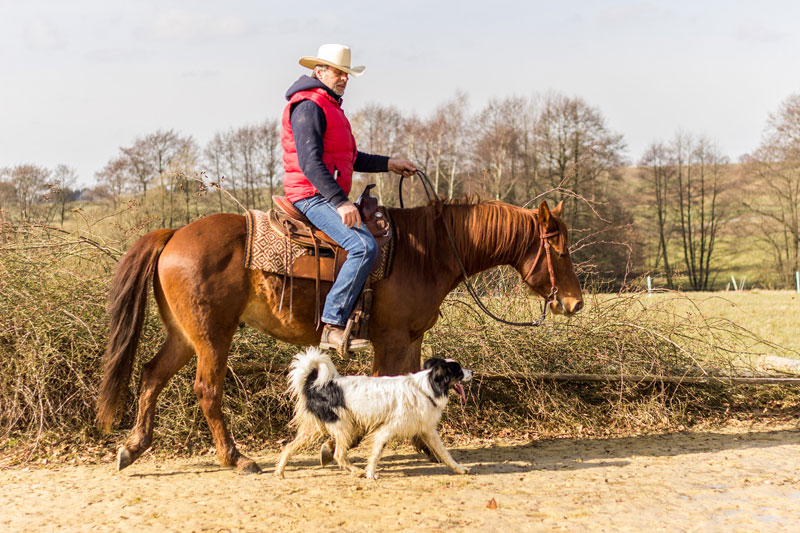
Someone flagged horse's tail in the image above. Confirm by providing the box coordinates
[287,347,341,420]
[96,228,176,434]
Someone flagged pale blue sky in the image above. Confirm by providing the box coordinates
[1,0,799,185]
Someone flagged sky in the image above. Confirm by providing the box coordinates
[1,0,799,186]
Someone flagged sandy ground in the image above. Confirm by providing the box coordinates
[2,421,799,532]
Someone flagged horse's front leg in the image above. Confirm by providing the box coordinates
[371,333,423,376]
[318,332,422,465]
[371,333,440,460]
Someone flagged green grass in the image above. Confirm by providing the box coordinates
[605,290,800,360]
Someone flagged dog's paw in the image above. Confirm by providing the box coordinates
[320,442,334,467]
[452,465,470,475]
[365,470,379,480]
[274,470,286,480]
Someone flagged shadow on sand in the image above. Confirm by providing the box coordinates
[127,425,799,478]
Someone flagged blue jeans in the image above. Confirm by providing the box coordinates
[293,194,378,327]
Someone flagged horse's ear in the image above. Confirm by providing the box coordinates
[537,201,551,225]
[552,200,564,218]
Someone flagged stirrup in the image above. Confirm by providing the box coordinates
[319,323,370,354]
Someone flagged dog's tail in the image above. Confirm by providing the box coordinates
[287,346,340,403]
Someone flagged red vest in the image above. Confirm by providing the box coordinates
[281,88,357,202]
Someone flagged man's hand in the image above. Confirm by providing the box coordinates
[388,159,418,177]
[336,201,362,228]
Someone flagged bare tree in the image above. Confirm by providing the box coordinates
[741,93,800,285]
[222,129,241,201]
[257,119,282,209]
[6,164,51,221]
[233,126,261,209]
[420,92,470,200]
[672,133,728,290]
[120,140,155,200]
[52,164,79,226]
[144,129,184,224]
[161,138,200,225]
[639,142,676,288]
[95,157,128,208]
[350,103,404,204]
[203,131,229,212]
[0,168,15,212]
[534,93,626,225]
[470,96,528,202]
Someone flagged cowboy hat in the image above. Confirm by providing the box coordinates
[299,44,365,77]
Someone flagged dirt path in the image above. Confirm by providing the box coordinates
[2,421,799,532]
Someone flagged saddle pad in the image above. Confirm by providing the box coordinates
[243,209,309,273]
[243,208,395,283]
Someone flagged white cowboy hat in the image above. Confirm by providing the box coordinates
[299,44,366,77]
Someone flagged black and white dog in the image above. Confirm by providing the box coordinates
[275,347,472,480]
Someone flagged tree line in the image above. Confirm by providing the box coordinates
[2,91,799,289]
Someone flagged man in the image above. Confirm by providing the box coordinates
[281,44,417,351]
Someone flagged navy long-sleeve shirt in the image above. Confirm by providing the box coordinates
[286,75,389,207]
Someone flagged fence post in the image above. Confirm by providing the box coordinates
[647,275,652,296]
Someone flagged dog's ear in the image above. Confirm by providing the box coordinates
[432,364,449,384]
[423,358,444,370]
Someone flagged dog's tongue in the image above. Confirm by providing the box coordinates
[453,383,466,402]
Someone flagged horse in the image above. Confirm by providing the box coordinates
[96,199,584,473]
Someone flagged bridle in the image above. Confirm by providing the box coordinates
[399,170,560,327]
[522,223,561,305]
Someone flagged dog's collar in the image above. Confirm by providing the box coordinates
[424,392,439,407]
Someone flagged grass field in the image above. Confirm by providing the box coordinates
[595,290,800,361]
[640,290,799,355]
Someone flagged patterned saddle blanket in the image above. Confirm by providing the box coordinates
[242,207,395,284]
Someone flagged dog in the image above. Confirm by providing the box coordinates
[275,347,472,480]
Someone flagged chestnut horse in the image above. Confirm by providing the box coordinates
[97,199,583,473]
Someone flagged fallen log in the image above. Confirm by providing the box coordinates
[758,355,800,376]
[227,363,800,386]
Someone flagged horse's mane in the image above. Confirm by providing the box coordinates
[387,198,546,277]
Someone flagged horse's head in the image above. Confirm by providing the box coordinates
[516,200,584,316]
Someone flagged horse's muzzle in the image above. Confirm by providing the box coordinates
[551,297,584,316]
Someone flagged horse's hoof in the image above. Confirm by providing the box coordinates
[116,447,133,471]
[236,458,262,475]
[320,442,334,467]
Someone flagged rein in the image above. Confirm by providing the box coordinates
[399,171,559,327]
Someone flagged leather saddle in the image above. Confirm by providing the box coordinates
[270,184,391,283]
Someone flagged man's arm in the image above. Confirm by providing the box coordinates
[290,100,350,207]
[354,152,389,173]
[354,152,417,176]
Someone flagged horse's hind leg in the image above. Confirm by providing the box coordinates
[193,332,261,474]
[117,333,194,471]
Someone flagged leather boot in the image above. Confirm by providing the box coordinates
[319,324,370,351]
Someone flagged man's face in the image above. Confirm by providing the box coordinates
[317,66,349,96]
